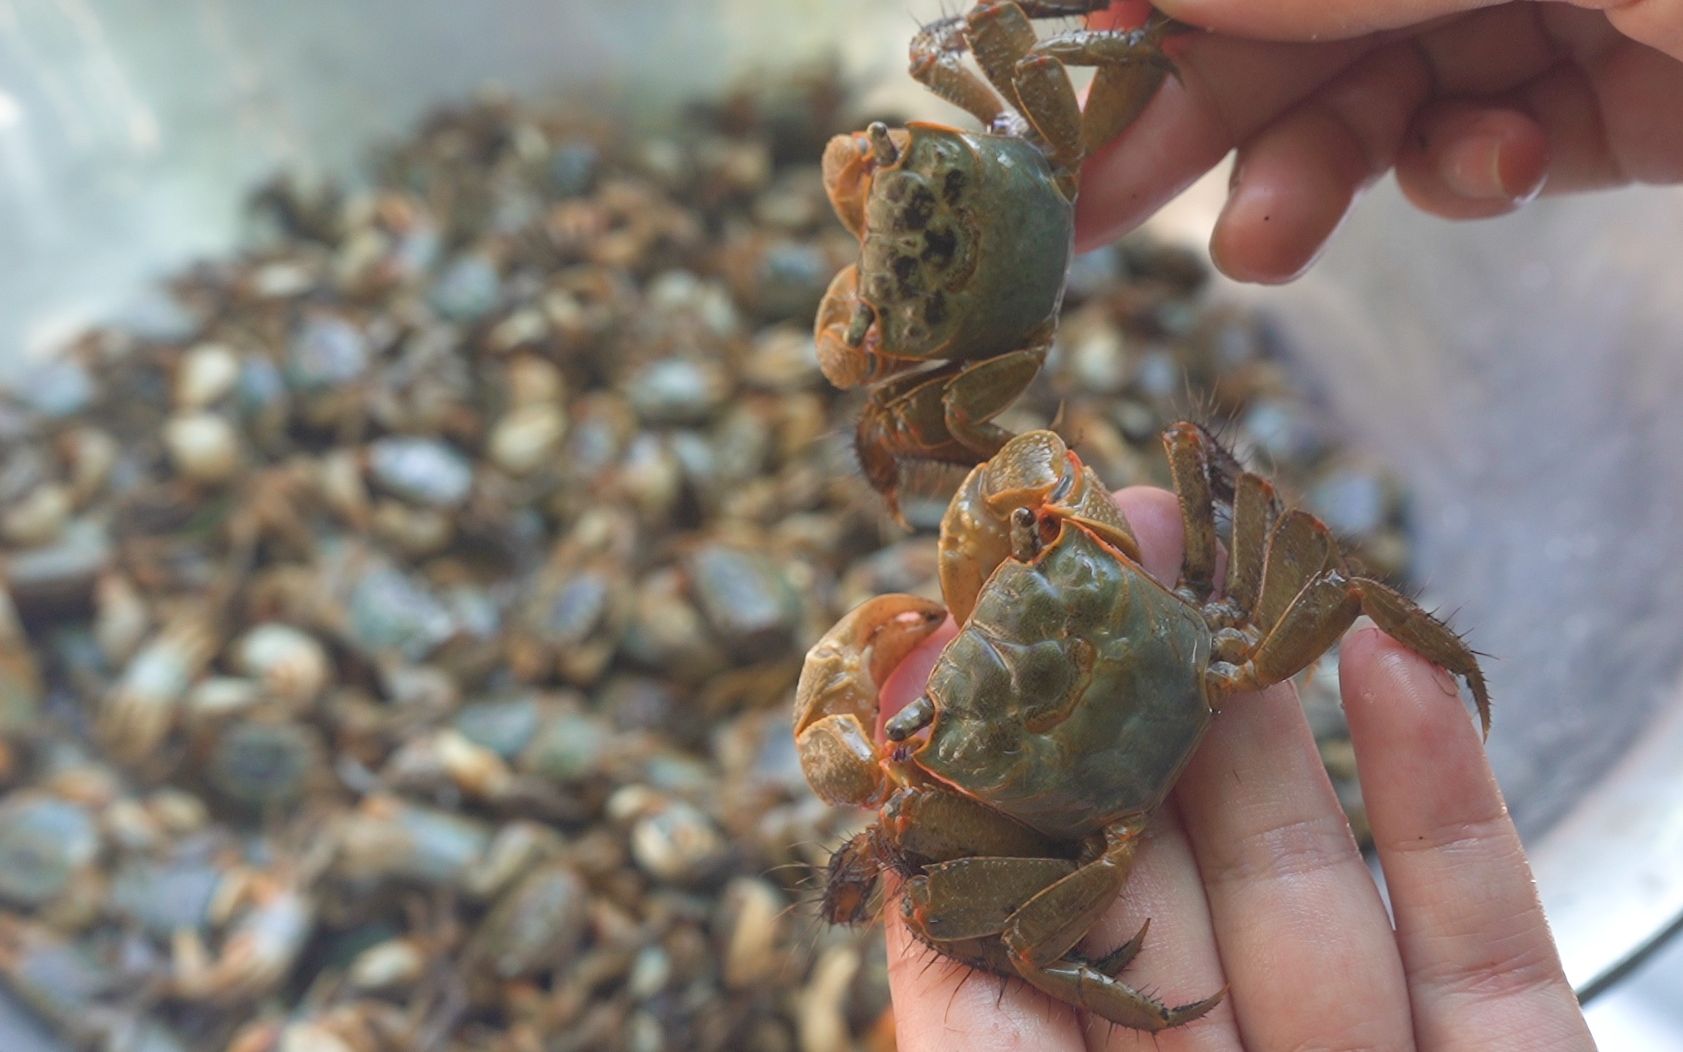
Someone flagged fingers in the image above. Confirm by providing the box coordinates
[1578,0,1683,61]
[1156,0,1683,60]
[1153,0,1564,43]
[1073,33,1375,251]
[1078,3,1683,278]
[1339,627,1596,1051]
[1211,41,1433,282]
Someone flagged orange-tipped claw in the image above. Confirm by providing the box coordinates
[794,595,946,807]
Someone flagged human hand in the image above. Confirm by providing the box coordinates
[1078,0,1683,282]
[877,486,1594,1050]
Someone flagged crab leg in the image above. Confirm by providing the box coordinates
[1163,420,1219,601]
[1207,572,1492,735]
[882,784,1062,862]
[906,857,1079,940]
[965,3,1037,116]
[1224,473,1279,617]
[854,346,1048,516]
[1034,18,1181,152]
[1012,54,1085,178]
[993,818,1224,1031]
[964,2,1089,184]
[1253,508,1341,631]
[893,811,1203,1029]
[940,346,1049,456]
[909,17,1016,132]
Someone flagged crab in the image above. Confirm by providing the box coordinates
[815,1,1178,513]
[793,424,1490,1031]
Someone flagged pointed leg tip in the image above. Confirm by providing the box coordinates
[1166,985,1226,1027]
[1089,916,1151,976]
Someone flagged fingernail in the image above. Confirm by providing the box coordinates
[1436,131,1507,199]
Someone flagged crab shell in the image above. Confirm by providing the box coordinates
[817,123,1072,380]
[913,517,1213,841]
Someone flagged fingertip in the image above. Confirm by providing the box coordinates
[1111,485,1185,584]
[1209,174,1344,285]
[1209,106,1369,284]
[1396,103,1549,219]
[1338,623,1479,757]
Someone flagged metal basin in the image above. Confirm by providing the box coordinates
[1,0,1679,1012]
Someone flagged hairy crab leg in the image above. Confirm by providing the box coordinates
[882,784,1062,863]
[894,815,1203,1029]
[965,2,1038,117]
[853,347,1048,518]
[1012,54,1085,181]
[909,16,1017,132]
[1207,572,1492,735]
[1159,421,1494,733]
[1223,472,1279,617]
[905,857,1080,940]
[1034,15,1182,151]
[1253,509,1340,632]
[994,818,1225,1031]
[966,2,1089,187]
[938,345,1049,457]
[1163,420,1219,602]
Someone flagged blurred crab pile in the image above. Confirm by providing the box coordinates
[0,72,1408,1052]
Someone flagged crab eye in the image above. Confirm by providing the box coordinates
[884,695,934,741]
[1009,507,1042,562]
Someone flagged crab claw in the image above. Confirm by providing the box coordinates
[814,265,880,391]
[821,123,908,238]
[794,594,946,807]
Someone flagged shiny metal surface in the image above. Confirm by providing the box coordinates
[1,0,1679,1015]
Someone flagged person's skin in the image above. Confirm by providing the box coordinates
[1077,0,1683,282]
[868,2,1669,1045]
[879,488,1596,1050]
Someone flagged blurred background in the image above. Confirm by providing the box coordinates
[1,1,1680,1048]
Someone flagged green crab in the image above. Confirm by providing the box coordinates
[815,1,1178,514]
[793,425,1490,1031]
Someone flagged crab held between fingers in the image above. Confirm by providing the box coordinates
[816,1,1180,514]
[793,425,1490,1032]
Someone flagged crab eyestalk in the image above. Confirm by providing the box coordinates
[792,594,946,808]
[938,431,1141,625]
